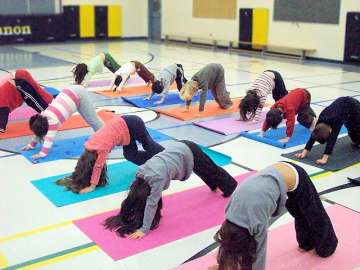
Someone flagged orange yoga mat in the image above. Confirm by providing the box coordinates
[95,82,177,97]
[0,111,114,139]
[156,99,241,121]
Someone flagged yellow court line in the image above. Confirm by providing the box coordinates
[0,251,9,268]
[0,207,116,244]
[311,171,333,180]
[0,221,72,244]
[18,245,99,270]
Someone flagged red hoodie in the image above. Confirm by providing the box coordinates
[0,70,53,112]
[262,88,309,137]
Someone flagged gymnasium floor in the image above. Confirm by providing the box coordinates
[0,40,360,270]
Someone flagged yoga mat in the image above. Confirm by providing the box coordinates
[8,107,36,121]
[241,124,348,149]
[0,110,114,139]
[32,161,138,207]
[45,86,60,97]
[18,128,172,164]
[156,99,241,121]
[172,205,360,270]
[30,145,233,206]
[73,172,254,260]
[282,136,360,171]
[122,91,214,108]
[95,82,176,98]
[194,113,266,135]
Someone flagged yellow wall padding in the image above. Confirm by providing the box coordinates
[252,8,269,47]
[193,0,236,19]
[108,5,122,37]
[80,5,95,38]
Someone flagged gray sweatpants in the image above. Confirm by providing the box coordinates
[70,85,104,131]
[212,68,232,109]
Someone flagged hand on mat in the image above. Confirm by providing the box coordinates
[208,265,219,270]
[316,155,329,165]
[279,137,290,143]
[194,111,204,117]
[0,128,4,133]
[21,144,34,151]
[129,230,145,239]
[32,152,46,159]
[154,96,165,105]
[79,185,96,194]
[295,150,308,159]
[259,131,265,137]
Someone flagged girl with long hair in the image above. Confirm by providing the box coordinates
[103,140,238,239]
[57,115,164,194]
[210,162,338,270]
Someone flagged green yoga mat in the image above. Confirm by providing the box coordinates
[282,136,360,171]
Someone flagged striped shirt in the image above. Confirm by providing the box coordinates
[248,72,275,121]
[30,87,80,155]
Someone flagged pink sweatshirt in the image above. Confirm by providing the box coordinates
[85,117,131,185]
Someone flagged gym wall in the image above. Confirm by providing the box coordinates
[162,0,360,61]
[62,0,148,38]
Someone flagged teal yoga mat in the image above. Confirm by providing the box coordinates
[31,146,232,207]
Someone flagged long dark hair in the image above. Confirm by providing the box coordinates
[214,220,257,270]
[103,177,163,237]
[72,63,88,84]
[57,150,108,193]
[239,90,260,121]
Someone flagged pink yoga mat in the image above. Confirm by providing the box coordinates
[194,113,266,135]
[74,172,254,260]
[9,107,37,121]
[172,205,360,270]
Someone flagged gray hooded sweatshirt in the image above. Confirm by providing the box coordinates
[136,141,194,233]
[225,166,288,270]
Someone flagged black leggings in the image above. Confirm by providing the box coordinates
[175,64,188,91]
[0,107,10,130]
[284,162,338,257]
[265,70,288,101]
[180,140,237,197]
[14,79,49,113]
[297,89,316,129]
[122,115,164,165]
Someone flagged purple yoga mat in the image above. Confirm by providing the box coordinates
[73,172,254,260]
[194,113,266,135]
[9,107,37,121]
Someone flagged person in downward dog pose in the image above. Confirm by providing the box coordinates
[239,70,288,122]
[0,69,53,133]
[103,140,238,239]
[22,84,104,159]
[73,52,121,86]
[179,63,233,114]
[56,115,164,194]
[146,63,187,105]
[295,96,360,165]
[110,61,155,92]
[209,162,338,270]
[261,88,317,143]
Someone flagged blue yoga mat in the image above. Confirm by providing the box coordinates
[45,86,60,97]
[122,91,214,108]
[31,146,232,207]
[241,124,348,149]
[18,128,172,164]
